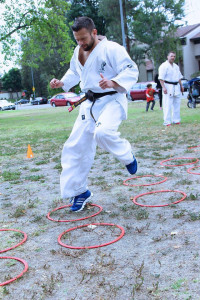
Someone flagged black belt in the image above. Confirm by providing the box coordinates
[68,90,117,122]
[86,90,117,102]
[164,80,179,85]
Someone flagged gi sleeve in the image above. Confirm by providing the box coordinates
[158,63,166,81]
[61,49,80,92]
[108,44,139,93]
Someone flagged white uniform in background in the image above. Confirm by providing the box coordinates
[158,60,183,125]
[60,37,138,198]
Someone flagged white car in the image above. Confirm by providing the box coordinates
[0,99,16,111]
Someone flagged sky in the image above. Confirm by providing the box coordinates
[0,0,200,74]
[184,0,200,25]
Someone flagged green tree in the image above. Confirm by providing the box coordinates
[1,68,22,92]
[0,0,74,66]
[1,68,23,98]
[129,0,185,67]
[20,66,49,98]
[20,31,71,98]
[98,0,122,44]
[130,44,149,68]
[98,0,137,52]
[67,0,106,37]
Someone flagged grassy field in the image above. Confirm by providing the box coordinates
[0,98,199,158]
[0,98,200,300]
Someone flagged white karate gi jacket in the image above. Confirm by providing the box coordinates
[158,60,183,125]
[158,60,183,96]
[61,37,138,118]
[60,38,139,198]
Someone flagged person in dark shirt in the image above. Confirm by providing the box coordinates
[154,73,162,109]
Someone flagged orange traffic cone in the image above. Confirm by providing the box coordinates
[27,144,34,158]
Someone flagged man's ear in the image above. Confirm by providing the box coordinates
[92,28,98,36]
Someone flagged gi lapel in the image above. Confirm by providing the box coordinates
[80,38,107,86]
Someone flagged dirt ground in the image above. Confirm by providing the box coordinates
[0,102,200,300]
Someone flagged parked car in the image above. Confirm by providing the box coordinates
[128,82,158,101]
[50,92,80,107]
[15,99,29,105]
[0,100,15,111]
[47,96,53,103]
[31,97,48,105]
[181,78,189,91]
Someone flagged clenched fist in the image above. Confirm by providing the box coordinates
[50,78,64,89]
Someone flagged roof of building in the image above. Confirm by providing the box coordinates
[190,32,200,40]
[176,24,200,38]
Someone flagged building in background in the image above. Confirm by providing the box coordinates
[136,24,200,83]
[176,23,200,79]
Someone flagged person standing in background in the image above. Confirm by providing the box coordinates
[145,83,156,112]
[154,73,162,109]
[158,51,184,126]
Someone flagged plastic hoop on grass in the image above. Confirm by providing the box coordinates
[0,229,27,253]
[47,204,103,222]
[123,175,168,187]
[188,145,200,150]
[132,190,187,207]
[160,157,199,167]
[187,166,200,175]
[58,223,125,249]
[0,256,28,286]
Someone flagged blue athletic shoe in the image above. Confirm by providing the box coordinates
[126,156,137,175]
[70,190,92,212]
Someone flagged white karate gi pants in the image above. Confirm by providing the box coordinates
[162,93,181,125]
[60,98,133,198]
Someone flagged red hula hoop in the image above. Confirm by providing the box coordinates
[187,166,200,175]
[47,204,103,222]
[160,157,199,167]
[58,223,125,249]
[0,256,28,286]
[188,145,200,149]
[0,229,27,253]
[123,175,168,187]
[132,190,187,207]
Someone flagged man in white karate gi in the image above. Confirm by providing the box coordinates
[158,51,184,126]
[50,17,138,212]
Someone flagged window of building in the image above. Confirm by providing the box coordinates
[194,38,200,44]
[147,70,153,81]
[180,38,186,45]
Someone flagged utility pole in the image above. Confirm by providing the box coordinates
[119,0,126,50]
[31,66,35,99]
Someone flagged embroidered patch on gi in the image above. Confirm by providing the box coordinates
[99,61,106,73]
[127,64,133,68]
[82,115,85,120]
[96,121,101,127]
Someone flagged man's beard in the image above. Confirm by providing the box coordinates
[82,36,95,51]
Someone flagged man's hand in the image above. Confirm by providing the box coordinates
[163,87,167,94]
[99,73,116,90]
[160,79,167,94]
[180,86,184,93]
[50,78,64,89]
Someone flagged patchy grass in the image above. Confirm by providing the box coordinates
[11,205,26,218]
[26,175,45,181]
[1,99,200,299]
[2,171,21,181]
